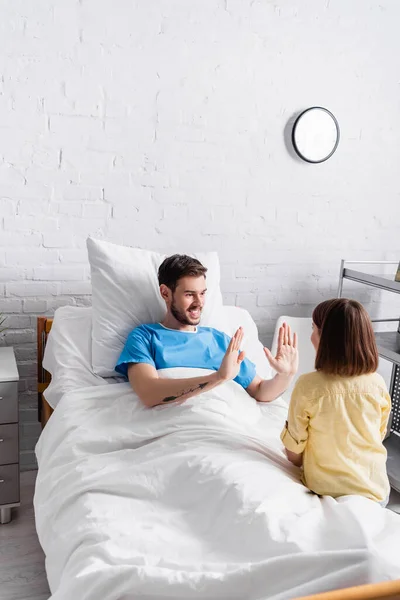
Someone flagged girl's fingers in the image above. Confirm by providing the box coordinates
[278,325,284,350]
[293,331,298,349]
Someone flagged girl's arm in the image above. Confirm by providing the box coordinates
[285,448,303,467]
[280,378,310,463]
[380,390,392,440]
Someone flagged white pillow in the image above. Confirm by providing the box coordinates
[43,306,116,409]
[87,237,224,377]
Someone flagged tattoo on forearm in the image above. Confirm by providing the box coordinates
[162,381,209,403]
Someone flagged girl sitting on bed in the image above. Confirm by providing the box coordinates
[280,298,391,506]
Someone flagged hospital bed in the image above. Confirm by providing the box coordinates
[34,306,400,600]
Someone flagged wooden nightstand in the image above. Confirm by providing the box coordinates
[0,346,20,524]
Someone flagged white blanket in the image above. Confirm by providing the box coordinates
[34,368,400,600]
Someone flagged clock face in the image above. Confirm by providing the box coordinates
[292,107,340,163]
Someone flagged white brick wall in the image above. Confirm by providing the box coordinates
[1,0,400,469]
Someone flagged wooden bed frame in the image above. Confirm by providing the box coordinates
[36,316,400,599]
[37,316,54,429]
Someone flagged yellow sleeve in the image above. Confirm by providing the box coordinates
[280,380,310,453]
[380,390,392,440]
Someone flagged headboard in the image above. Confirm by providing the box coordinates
[37,316,54,428]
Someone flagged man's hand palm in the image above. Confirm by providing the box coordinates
[218,327,245,381]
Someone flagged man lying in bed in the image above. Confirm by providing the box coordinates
[115,255,299,407]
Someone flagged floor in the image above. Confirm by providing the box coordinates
[0,470,50,600]
[1,472,400,600]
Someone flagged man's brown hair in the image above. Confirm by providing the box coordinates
[158,254,207,292]
[313,298,378,376]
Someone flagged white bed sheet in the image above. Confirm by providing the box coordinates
[43,305,272,409]
[34,368,400,600]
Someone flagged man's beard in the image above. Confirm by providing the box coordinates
[170,298,201,326]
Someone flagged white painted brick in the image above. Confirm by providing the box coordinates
[256,293,280,307]
[6,248,59,266]
[82,203,112,219]
[62,147,115,172]
[33,266,86,281]
[111,205,139,219]
[53,184,103,202]
[61,217,108,238]
[0,109,47,133]
[46,296,77,311]
[103,225,161,249]
[78,171,131,187]
[222,292,236,305]
[1,182,52,200]
[56,202,83,217]
[104,117,154,146]
[211,206,234,222]
[221,278,257,294]
[0,231,42,248]
[24,165,75,186]
[0,198,18,216]
[59,281,92,295]
[235,265,270,279]
[150,187,188,205]
[49,115,104,142]
[0,299,23,313]
[3,215,59,232]
[6,282,59,297]
[43,231,74,248]
[18,362,37,378]
[103,184,151,205]
[0,315,32,329]
[0,267,28,282]
[111,202,162,223]
[4,330,35,345]
[58,248,88,263]
[17,200,51,216]
[202,222,236,235]
[235,293,258,310]
[22,299,48,314]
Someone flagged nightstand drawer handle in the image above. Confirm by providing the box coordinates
[0,439,3,443]
[0,480,4,484]
[0,397,3,400]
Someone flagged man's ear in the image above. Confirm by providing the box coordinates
[160,284,171,302]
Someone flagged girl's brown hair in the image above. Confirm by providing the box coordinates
[313,298,378,376]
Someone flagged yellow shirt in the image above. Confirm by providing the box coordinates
[280,371,391,502]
